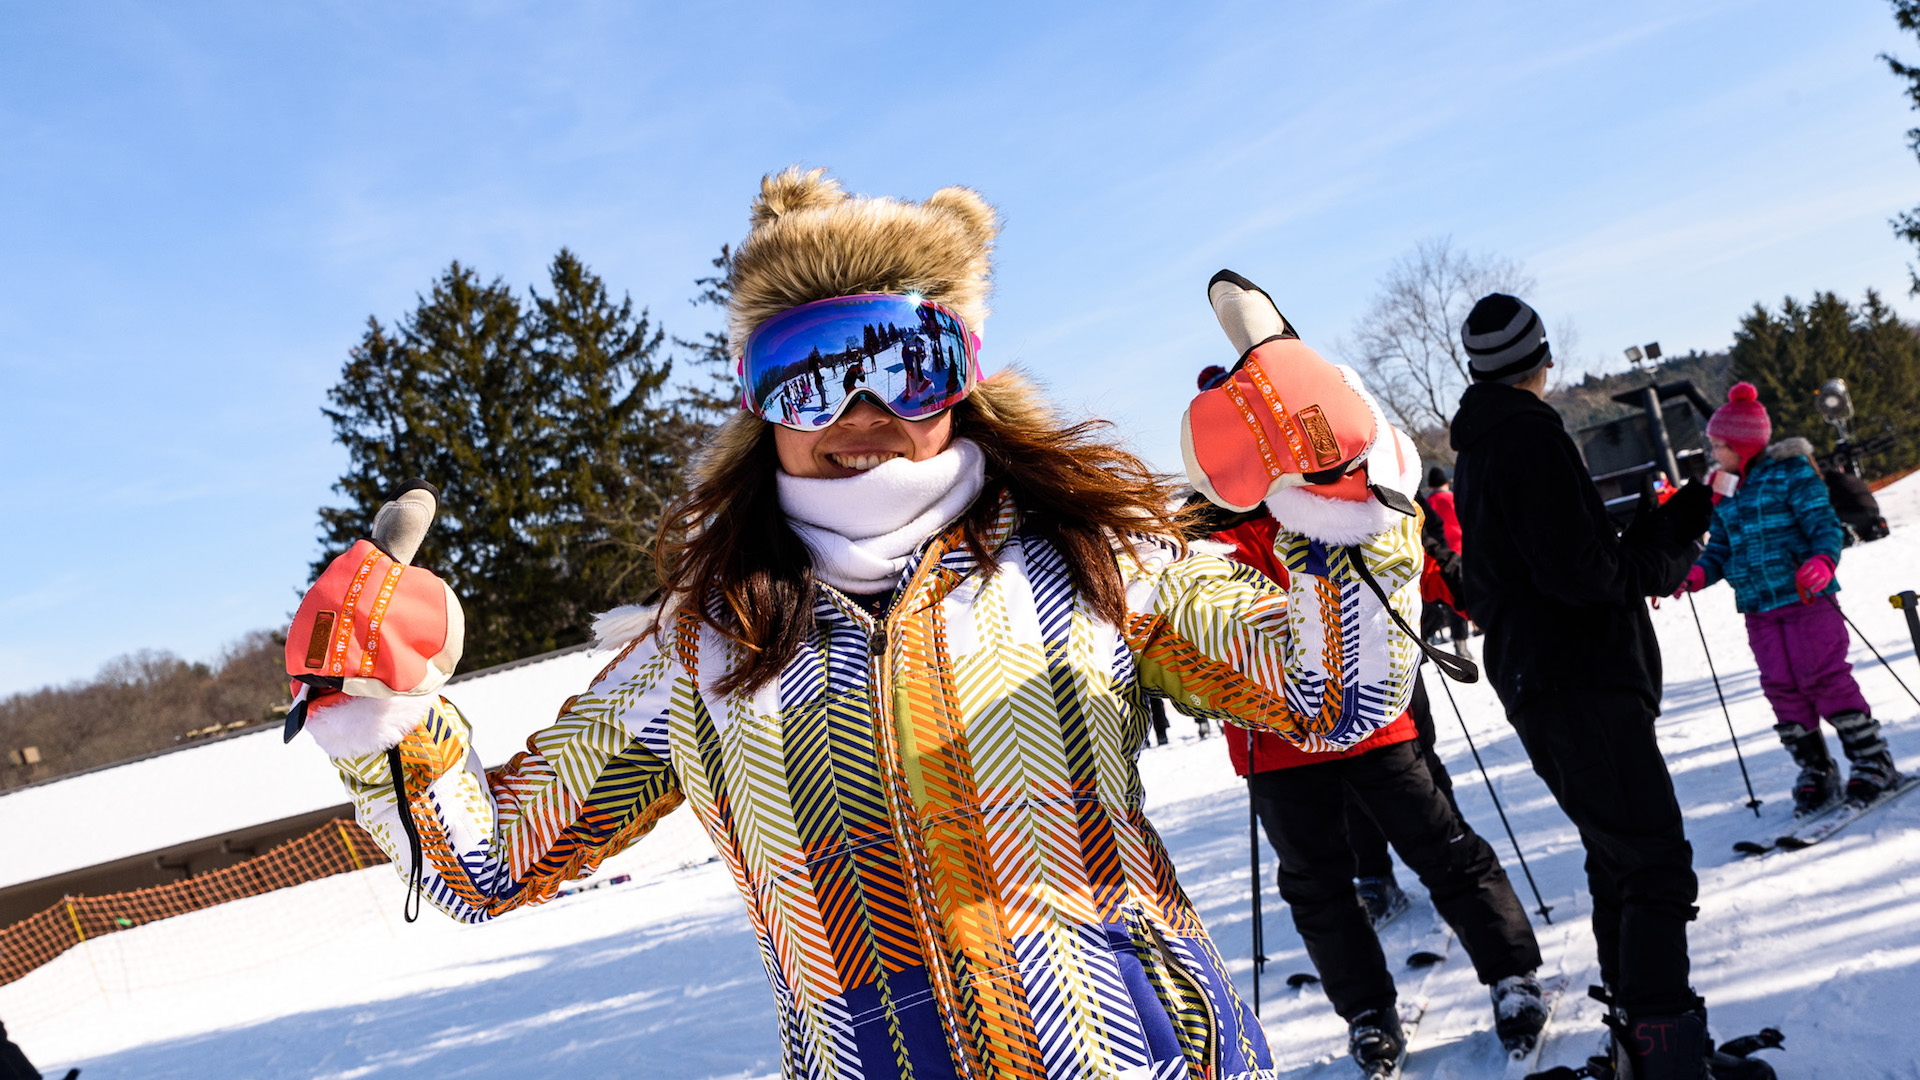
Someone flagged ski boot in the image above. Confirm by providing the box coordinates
[1492,972,1549,1056]
[1348,1006,1407,1079]
[1356,874,1410,929]
[1609,1004,1709,1079]
[1773,722,1840,816]
[1831,711,1902,803]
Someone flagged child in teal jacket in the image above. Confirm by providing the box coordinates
[1682,383,1900,812]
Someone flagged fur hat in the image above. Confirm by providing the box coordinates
[727,167,999,355]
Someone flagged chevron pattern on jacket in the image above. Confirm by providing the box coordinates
[332,498,1423,1080]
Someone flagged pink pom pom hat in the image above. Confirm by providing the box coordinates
[1706,382,1772,466]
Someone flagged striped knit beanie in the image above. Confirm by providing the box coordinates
[1462,293,1551,384]
[1706,382,1771,463]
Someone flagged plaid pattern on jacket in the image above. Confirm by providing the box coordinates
[331,499,1424,1080]
[1696,443,1845,614]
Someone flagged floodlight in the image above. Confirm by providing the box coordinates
[1644,342,1662,360]
[1816,378,1853,422]
[1624,345,1644,363]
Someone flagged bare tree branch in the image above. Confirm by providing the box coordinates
[1341,237,1535,461]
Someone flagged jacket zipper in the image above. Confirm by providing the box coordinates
[1145,916,1223,1079]
[857,550,987,1080]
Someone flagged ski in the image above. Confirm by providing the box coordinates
[1522,1028,1783,1079]
[1732,773,1920,856]
[1286,898,1441,992]
[1502,972,1573,1078]
[1376,905,1451,1077]
[1729,792,1847,856]
[1362,996,1429,1079]
[1406,907,1453,968]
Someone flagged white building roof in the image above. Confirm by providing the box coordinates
[0,644,613,891]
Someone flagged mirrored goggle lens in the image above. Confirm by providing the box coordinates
[742,294,978,429]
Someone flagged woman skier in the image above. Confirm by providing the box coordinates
[1679,382,1904,813]
[283,168,1427,1080]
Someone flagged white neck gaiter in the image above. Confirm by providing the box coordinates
[776,439,987,594]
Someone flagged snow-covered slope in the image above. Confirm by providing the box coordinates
[5,475,1918,1079]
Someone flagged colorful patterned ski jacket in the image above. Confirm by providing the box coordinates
[328,499,1423,1080]
[1695,438,1845,614]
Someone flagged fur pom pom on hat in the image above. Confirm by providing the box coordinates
[727,166,999,354]
[1706,381,1772,462]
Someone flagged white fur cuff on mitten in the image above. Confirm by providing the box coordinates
[305,694,433,759]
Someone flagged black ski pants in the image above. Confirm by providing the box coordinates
[1248,739,1542,1020]
[1345,676,1454,879]
[1507,691,1698,1015]
[0,1019,41,1080]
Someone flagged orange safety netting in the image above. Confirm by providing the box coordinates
[0,818,388,988]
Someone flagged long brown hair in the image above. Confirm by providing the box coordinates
[653,372,1192,694]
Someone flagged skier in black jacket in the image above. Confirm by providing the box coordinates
[1449,294,1770,1080]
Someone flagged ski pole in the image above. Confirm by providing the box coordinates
[1684,592,1763,816]
[1894,591,1920,660]
[1433,672,1553,924]
[1248,779,1266,1015]
[1840,603,1920,711]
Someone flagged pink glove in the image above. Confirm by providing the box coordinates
[1674,565,1706,598]
[1795,555,1835,603]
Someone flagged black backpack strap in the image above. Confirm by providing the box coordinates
[1344,545,1479,684]
[385,745,425,923]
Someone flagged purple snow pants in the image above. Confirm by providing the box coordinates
[1743,595,1872,732]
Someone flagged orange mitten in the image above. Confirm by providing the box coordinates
[283,480,463,742]
[1182,271,1418,535]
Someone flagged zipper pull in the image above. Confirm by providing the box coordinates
[869,624,888,658]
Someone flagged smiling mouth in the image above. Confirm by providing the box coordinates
[827,451,903,472]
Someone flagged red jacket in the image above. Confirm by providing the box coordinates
[1212,514,1419,777]
[1428,488,1463,554]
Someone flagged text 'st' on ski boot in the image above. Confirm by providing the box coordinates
[1773,722,1839,815]
[1832,711,1901,803]
[1348,1005,1407,1079]
[1611,1006,1708,1080]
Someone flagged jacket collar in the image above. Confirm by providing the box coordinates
[814,491,1019,628]
[1449,381,1563,453]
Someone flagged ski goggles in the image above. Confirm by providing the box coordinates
[740,293,981,430]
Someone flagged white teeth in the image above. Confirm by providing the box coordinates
[831,453,899,471]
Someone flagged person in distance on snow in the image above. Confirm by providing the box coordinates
[1677,383,1904,813]
[282,168,1433,1080]
[1419,466,1473,660]
[1448,294,1772,1080]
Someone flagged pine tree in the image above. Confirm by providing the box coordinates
[1883,1,1920,292]
[673,244,740,426]
[1730,290,1920,475]
[316,251,703,668]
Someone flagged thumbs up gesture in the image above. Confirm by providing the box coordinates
[1182,270,1422,541]
[283,480,464,742]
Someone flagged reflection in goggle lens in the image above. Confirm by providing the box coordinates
[743,294,978,430]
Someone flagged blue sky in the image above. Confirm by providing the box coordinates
[2,0,1915,696]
